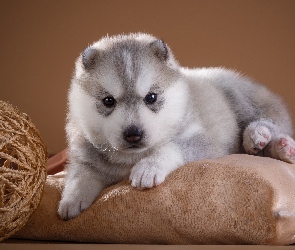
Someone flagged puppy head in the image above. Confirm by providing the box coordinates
[68,33,188,154]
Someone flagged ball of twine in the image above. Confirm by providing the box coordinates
[0,100,47,241]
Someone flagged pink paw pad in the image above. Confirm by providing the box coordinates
[251,126,272,153]
[259,141,266,147]
[278,138,288,148]
[289,147,295,155]
[276,137,295,163]
[243,125,273,155]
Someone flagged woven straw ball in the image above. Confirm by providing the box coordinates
[0,101,47,241]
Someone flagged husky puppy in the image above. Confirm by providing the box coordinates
[58,33,295,220]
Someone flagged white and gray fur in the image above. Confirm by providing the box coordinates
[58,33,295,220]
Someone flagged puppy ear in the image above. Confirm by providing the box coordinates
[82,47,99,70]
[150,39,169,61]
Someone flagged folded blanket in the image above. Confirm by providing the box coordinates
[14,154,295,245]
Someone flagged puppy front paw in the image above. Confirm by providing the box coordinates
[129,163,166,189]
[58,193,94,220]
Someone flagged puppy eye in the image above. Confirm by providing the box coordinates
[144,93,157,105]
[102,96,116,108]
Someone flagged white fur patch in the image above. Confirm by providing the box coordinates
[58,162,105,220]
[68,84,108,147]
[129,142,184,189]
[179,122,204,139]
[138,79,188,147]
[135,63,155,97]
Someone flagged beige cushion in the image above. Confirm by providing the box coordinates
[14,154,295,245]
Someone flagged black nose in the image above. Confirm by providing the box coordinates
[123,126,143,143]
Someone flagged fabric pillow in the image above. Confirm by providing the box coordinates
[14,154,295,245]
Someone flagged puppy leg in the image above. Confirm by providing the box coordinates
[58,162,105,220]
[243,119,295,163]
[267,135,295,163]
[243,119,277,155]
[129,143,184,189]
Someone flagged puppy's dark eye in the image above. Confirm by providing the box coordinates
[102,96,116,108]
[144,93,157,105]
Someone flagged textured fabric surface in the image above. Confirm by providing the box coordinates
[14,154,295,245]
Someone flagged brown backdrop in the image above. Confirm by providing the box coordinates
[0,0,294,154]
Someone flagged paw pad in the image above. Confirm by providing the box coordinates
[243,125,272,154]
[272,136,295,164]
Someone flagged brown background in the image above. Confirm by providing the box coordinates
[0,0,294,154]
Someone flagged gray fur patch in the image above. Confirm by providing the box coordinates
[112,44,141,89]
[150,39,169,61]
[220,86,260,129]
[82,47,99,70]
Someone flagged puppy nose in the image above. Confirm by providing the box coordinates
[123,126,143,143]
